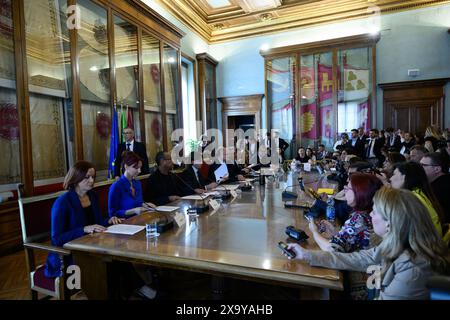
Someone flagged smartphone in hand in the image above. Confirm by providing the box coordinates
[278,241,296,259]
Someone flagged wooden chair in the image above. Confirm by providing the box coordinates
[17,184,71,300]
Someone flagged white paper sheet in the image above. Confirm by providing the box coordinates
[182,195,207,200]
[105,224,145,235]
[215,184,240,191]
[155,206,180,212]
[214,163,229,182]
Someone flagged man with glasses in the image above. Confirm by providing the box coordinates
[115,127,150,177]
[420,152,450,223]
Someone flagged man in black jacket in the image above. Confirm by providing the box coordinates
[115,127,149,177]
[350,129,365,158]
[420,152,450,223]
[364,129,384,168]
[145,151,183,206]
[178,152,217,195]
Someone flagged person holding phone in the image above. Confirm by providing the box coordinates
[284,187,450,300]
[108,151,156,218]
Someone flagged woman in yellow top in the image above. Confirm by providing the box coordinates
[389,162,443,237]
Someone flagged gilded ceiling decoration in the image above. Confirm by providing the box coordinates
[152,0,450,43]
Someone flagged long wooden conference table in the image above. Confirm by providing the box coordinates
[65,171,343,299]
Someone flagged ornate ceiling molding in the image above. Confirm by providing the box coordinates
[152,0,450,43]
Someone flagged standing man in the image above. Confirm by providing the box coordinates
[364,129,384,168]
[350,129,365,158]
[115,127,149,177]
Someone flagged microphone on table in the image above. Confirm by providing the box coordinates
[207,175,232,201]
[171,171,209,214]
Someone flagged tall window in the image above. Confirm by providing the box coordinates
[114,14,140,141]
[0,0,20,191]
[142,31,162,165]
[78,0,111,180]
[163,44,180,151]
[181,58,196,152]
[337,47,373,135]
[24,0,73,185]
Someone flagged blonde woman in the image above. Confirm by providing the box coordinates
[285,187,450,300]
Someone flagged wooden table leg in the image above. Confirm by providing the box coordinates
[72,251,111,300]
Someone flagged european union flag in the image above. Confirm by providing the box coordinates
[108,104,119,179]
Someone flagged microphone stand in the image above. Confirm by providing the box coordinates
[171,171,210,214]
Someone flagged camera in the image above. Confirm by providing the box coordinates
[327,160,347,191]
[285,225,309,242]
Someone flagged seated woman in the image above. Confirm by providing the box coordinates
[381,151,405,178]
[308,173,383,299]
[294,147,310,163]
[286,187,450,300]
[389,161,443,237]
[309,173,383,253]
[109,151,156,219]
[306,147,316,164]
[45,161,122,278]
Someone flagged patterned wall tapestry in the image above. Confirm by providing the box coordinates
[0,88,20,184]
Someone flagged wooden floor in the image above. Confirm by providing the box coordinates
[0,250,44,300]
[0,250,306,300]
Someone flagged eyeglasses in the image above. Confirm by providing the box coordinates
[123,132,133,135]
[420,163,440,167]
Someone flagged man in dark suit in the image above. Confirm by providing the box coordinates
[115,127,149,177]
[364,128,384,168]
[350,129,365,158]
[178,152,217,195]
[145,151,183,206]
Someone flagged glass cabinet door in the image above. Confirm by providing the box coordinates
[114,14,140,141]
[267,56,295,156]
[24,0,72,183]
[142,31,162,164]
[163,44,180,151]
[0,0,20,188]
[337,47,373,135]
[300,51,334,149]
[78,0,111,180]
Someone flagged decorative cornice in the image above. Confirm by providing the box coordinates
[153,0,450,43]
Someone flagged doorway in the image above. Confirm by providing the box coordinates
[227,115,255,131]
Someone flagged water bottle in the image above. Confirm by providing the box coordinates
[326,196,335,224]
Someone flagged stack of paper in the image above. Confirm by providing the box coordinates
[156,206,180,212]
[105,224,145,235]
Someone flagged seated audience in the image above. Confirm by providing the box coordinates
[308,173,383,254]
[306,147,316,164]
[45,161,122,278]
[316,144,327,161]
[295,147,310,163]
[420,152,450,224]
[109,151,156,218]
[409,145,428,163]
[286,187,450,300]
[381,152,406,178]
[390,162,443,236]
[145,151,183,206]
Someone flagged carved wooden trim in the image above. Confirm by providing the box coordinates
[219,94,264,145]
[379,78,450,90]
[261,33,380,58]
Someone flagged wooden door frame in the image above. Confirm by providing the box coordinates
[379,78,449,132]
[218,94,264,147]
